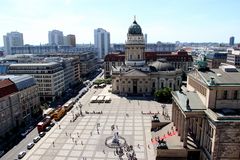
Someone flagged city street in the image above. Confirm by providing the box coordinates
[1,128,39,160]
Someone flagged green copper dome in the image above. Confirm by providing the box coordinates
[128,20,142,35]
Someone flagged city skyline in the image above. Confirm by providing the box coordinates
[0,0,240,46]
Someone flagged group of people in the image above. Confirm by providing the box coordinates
[141,111,160,115]
[85,111,103,114]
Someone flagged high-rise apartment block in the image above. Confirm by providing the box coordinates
[3,31,24,55]
[94,28,110,59]
[64,34,76,47]
[48,30,64,45]
[229,36,235,46]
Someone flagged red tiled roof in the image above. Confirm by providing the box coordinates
[0,79,18,98]
[104,53,125,61]
[104,50,193,62]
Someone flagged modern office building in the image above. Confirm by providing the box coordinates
[0,75,40,138]
[144,34,147,44]
[7,62,64,100]
[43,57,80,89]
[48,30,64,45]
[145,42,176,52]
[110,19,182,95]
[226,48,240,68]
[3,31,24,55]
[11,44,96,55]
[64,34,76,47]
[206,52,228,69]
[111,42,176,52]
[94,28,110,59]
[229,36,235,46]
[170,56,240,160]
[37,51,97,79]
[11,45,58,54]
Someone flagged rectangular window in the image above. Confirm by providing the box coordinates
[233,90,238,99]
[223,90,228,99]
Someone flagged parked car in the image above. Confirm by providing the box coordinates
[20,130,29,137]
[27,126,34,132]
[49,122,55,127]
[33,136,41,143]
[27,142,35,150]
[18,151,26,159]
[39,131,46,137]
[45,126,51,132]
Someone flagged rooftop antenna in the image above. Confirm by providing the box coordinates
[134,15,136,21]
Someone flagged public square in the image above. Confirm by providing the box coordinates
[23,85,172,160]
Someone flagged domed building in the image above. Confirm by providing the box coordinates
[111,19,182,95]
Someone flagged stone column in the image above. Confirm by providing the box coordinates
[183,118,189,148]
[180,114,185,142]
[172,103,176,124]
[200,118,205,147]
[196,118,201,144]
[177,109,181,136]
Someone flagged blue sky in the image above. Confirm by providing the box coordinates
[0,0,240,46]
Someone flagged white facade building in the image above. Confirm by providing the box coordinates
[94,28,110,59]
[3,31,24,55]
[48,30,64,45]
[7,62,65,100]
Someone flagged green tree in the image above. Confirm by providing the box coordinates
[154,87,172,103]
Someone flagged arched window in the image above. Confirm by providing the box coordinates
[138,55,140,59]
[161,81,164,88]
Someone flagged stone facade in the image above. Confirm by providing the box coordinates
[110,19,183,95]
[172,63,240,160]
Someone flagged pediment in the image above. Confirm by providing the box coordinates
[122,69,148,77]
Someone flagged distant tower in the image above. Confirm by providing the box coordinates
[229,36,235,46]
[48,30,64,45]
[94,28,110,59]
[144,34,147,44]
[125,17,145,67]
[3,31,24,55]
[64,34,76,47]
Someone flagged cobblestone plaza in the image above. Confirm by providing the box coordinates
[24,85,171,160]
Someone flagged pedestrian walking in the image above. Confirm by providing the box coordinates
[52,141,55,147]
[103,149,105,154]
[81,141,83,145]
[65,132,68,136]
[75,140,77,145]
